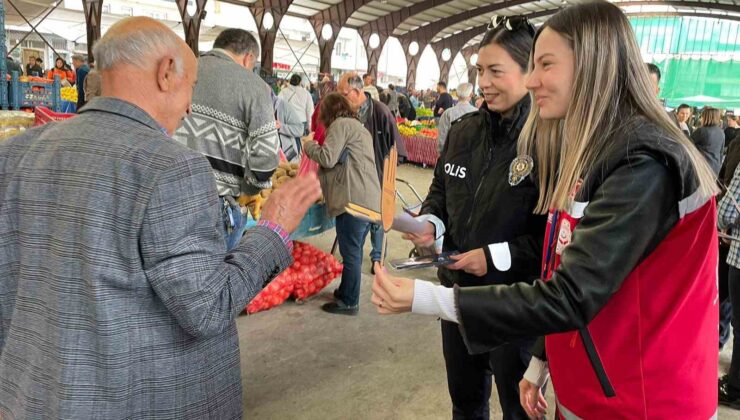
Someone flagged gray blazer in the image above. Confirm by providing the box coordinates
[0,97,292,419]
[691,125,724,175]
[304,117,381,218]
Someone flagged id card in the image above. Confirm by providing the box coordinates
[388,251,460,271]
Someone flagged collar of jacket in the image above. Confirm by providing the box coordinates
[481,94,531,142]
[80,97,169,134]
[202,49,237,63]
[360,92,374,124]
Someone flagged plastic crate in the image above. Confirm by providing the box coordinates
[291,203,336,240]
[0,3,9,110]
[9,73,61,111]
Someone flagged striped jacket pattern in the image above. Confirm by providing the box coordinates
[0,97,292,419]
[173,49,281,197]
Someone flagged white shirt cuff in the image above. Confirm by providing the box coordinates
[523,356,550,388]
[487,242,512,271]
[415,214,445,254]
[411,280,459,323]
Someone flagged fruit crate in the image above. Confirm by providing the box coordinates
[0,1,9,110]
[9,72,62,112]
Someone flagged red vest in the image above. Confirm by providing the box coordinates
[543,198,718,419]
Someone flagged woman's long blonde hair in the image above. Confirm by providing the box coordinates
[518,1,718,213]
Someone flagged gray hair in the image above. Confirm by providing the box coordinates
[71,54,86,63]
[93,19,184,74]
[347,74,363,91]
[457,83,474,100]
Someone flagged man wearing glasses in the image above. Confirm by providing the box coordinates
[336,72,403,272]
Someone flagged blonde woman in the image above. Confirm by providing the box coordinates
[371,2,718,419]
[691,107,724,175]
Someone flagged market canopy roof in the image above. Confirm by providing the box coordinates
[5,0,739,59]
[248,0,739,42]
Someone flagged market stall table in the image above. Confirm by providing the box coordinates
[398,134,440,167]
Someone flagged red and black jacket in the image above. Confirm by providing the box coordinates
[454,117,718,419]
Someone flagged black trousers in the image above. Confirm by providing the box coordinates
[728,266,740,391]
[720,244,733,349]
[441,320,532,420]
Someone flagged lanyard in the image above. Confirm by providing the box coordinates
[541,209,560,280]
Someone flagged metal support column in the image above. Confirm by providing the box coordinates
[308,0,376,76]
[250,0,294,76]
[358,29,387,81]
[175,0,207,56]
[400,38,424,90]
[461,45,478,89]
[82,0,103,62]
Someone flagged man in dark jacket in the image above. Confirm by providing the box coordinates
[398,92,416,121]
[5,57,22,77]
[25,56,43,77]
[72,55,90,110]
[433,81,454,118]
[337,72,405,270]
[726,115,738,148]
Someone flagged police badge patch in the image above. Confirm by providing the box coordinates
[509,155,534,186]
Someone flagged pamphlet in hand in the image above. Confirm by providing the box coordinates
[388,251,460,271]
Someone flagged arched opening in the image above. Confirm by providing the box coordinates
[415,45,440,90]
[447,52,469,90]
[377,37,406,88]
[273,15,320,83]
[332,28,367,77]
[197,2,259,53]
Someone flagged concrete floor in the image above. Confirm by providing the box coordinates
[237,163,740,419]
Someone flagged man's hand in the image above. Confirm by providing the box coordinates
[260,173,321,233]
[401,221,436,248]
[721,229,732,246]
[446,248,487,277]
[371,263,414,314]
[519,379,548,420]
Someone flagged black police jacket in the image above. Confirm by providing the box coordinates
[420,95,547,288]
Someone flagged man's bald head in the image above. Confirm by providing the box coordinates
[94,17,198,136]
[94,17,192,73]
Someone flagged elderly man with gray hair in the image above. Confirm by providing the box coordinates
[0,17,320,419]
[437,82,478,154]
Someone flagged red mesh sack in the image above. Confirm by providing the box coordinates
[245,242,342,314]
[246,270,295,314]
[291,242,343,301]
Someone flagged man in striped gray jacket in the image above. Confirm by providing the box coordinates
[0,17,320,419]
[173,29,282,250]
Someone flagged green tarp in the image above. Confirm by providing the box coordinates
[631,16,740,109]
